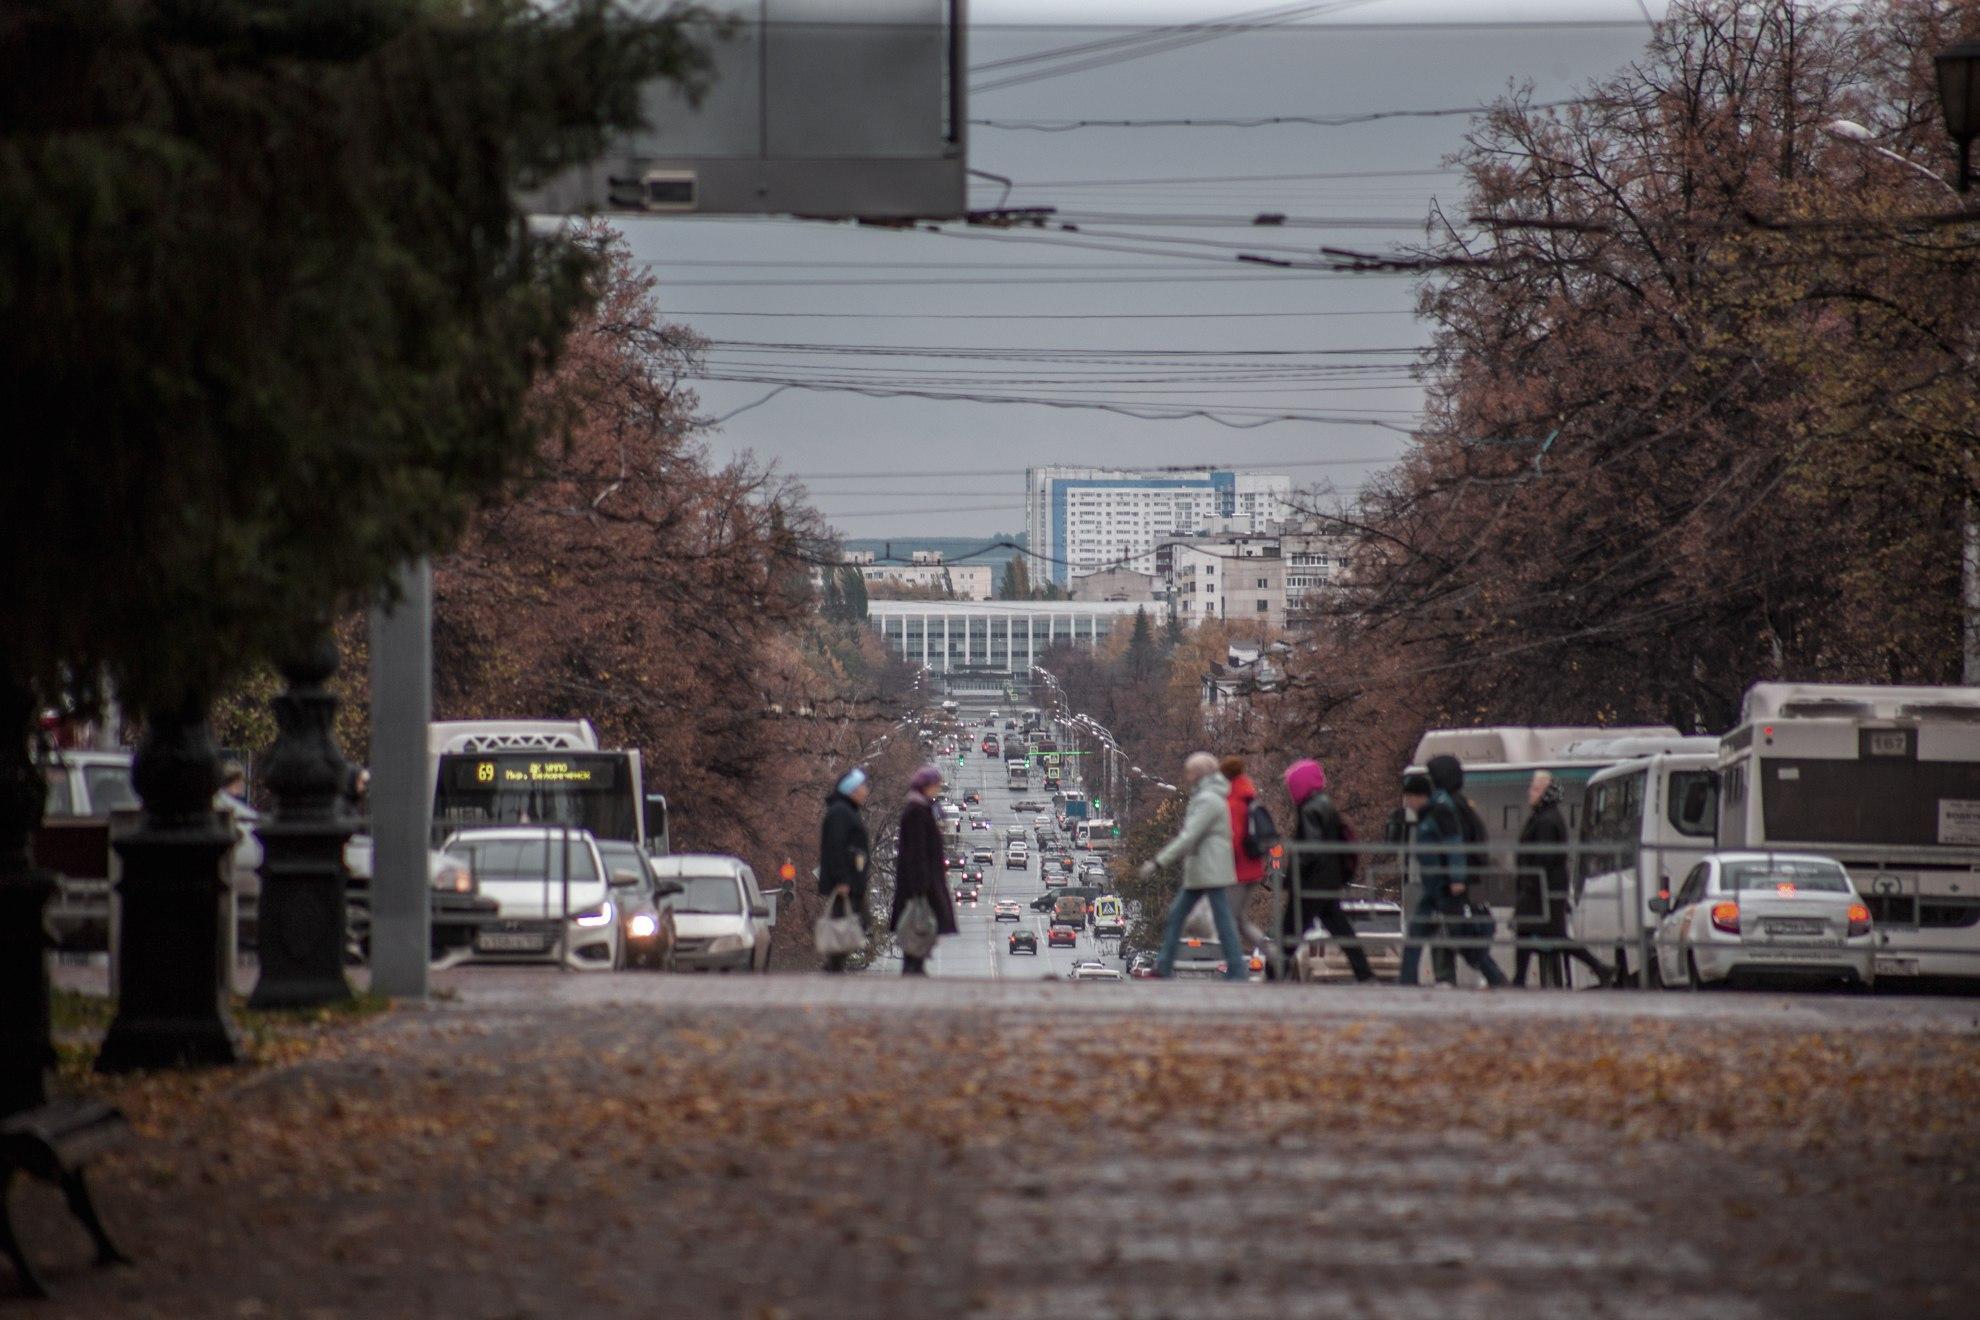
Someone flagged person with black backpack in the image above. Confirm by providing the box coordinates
[1219,756,1276,969]
[1281,759,1374,983]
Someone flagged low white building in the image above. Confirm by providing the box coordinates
[868,600,1147,673]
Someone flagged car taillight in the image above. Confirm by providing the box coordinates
[1710,901,1740,934]
[1847,902,1871,937]
[1248,955,1263,972]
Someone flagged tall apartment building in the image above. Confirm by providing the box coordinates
[1166,522,1354,631]
[1025,466,1294,586]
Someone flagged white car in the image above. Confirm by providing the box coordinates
[1068,961,1124,981]
[1651,852,1874,989]
[649,854,774,972]
[441,827,623,970]
[1004,845,1030,871]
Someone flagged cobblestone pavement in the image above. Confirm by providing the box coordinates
[24,973,1980,1318]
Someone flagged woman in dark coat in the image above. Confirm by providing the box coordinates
[817,767,873,973]
[889,763,958,975]
[1514,771,1612,987]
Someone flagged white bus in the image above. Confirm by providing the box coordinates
[1573,745,1721,982]
[428,720,669,855]
[1716,683,1980,984]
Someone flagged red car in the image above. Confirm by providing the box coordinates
[1047,923,1078,949]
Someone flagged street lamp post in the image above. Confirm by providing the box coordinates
[1934,42,1980,682]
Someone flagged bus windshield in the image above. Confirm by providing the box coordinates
[433,752,638,844]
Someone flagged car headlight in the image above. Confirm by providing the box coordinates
[572,901,615,928]
[431,864,474,895]
[628,912,660,940]
[706,934,749,954]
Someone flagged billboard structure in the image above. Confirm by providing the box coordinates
[524,0,967,222]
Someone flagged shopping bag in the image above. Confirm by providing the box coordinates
[896,895,939,959]
[815,892,865,957]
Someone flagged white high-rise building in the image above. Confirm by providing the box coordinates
[1025,466,1295,585]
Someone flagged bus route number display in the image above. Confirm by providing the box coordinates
[446,755,618,791]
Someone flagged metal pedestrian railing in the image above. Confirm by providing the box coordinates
[1266,836,1980,988]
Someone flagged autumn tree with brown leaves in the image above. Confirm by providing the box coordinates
[432,230,918,936]
[1280,0,1980,810]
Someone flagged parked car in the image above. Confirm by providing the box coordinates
[1069,961,1123,981]
[596,838,684,971]
[1009,929,1038,955]
[1651,852,1875,989]
[1047,923,1078,948]
[648,854,775,972]
[39,750,138,951]
[440,827,623,970]
[1127,951,1159,979]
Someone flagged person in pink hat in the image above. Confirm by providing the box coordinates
[1281,759,1375,983]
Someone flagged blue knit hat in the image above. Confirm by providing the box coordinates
[836,767,869,797]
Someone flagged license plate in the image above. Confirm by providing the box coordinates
[476,932,550,952]
[1875,955,1919,976]
[1766,918,1828,935]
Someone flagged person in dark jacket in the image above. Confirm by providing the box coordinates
[889,763,958,976]
[1513,771,1612,987]
[1400,755,1507,988]
[1387,773,1451,985]
[817,767,872,973]
[1281,758,1374,983]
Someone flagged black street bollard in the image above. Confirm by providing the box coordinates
[95,698,241,1072]
[249,633,356,1009]
[0,695,55,1116]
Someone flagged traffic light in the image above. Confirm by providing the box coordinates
[1112,825,1121,837]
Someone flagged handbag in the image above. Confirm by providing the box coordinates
[815,892,865,958]
[896,894,940,959]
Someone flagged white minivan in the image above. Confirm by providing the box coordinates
[1572,750,1721,985]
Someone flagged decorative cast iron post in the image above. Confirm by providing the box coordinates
[96,697,242,1072]
[0,683,55,1115]
[249,632,356,1008]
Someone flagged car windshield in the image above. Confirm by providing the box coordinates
[673,874,744,913]
[83,764,138,813]
[595,843,645,879]
[1724,860,1851,893]
[450,837,602,885]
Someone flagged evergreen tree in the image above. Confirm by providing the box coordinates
[840,567,869,622]
[822,570,846,621]
[1125,607,1158,680]
[1164,609,1185,648]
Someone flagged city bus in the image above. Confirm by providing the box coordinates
[1716,683,1980,984]
[428,720,669,855]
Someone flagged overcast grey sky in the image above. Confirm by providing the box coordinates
[613,1,1664,537]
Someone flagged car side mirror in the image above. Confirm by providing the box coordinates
[652,879,684,897]
[750,900,770,919]
[1647,895,1670,916]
